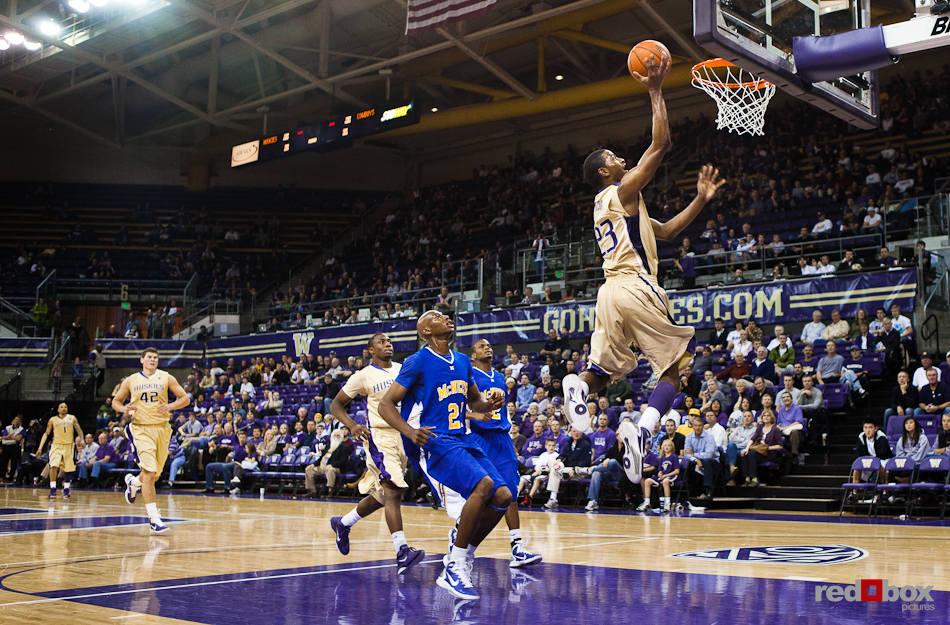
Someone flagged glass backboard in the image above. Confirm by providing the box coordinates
[694,0,879,128]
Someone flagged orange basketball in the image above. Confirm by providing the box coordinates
[627,40,671,77]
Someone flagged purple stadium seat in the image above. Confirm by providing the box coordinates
[839,455,882,515]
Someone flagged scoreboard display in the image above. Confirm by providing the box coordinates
[230,101,418,168]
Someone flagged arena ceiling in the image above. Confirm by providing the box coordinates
[0,0,911,163]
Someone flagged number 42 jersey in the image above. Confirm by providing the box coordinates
[128,369,171,425]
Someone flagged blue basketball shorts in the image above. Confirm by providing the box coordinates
[468,429,519,497]
[423,433,506,500]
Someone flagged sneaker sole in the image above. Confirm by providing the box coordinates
[562,374,590,432]
[150,526,170,535]
[436,574,479,600]
[396,549,425,575]
[509,554,542,568]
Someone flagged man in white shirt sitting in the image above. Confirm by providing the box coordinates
[767,326,793,351]
[801,310,827,345]
[815,255,836,275]
[862,207,882,232]
[811,212,833,237]
[912,352,941,389]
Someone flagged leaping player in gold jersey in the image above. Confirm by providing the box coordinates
[564,54,725,487]
[36,402,84,500]
[112,347,190,534]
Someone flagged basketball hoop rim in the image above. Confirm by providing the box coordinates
[691,58,773,91]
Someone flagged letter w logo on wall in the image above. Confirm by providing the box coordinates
[292,332,315,357]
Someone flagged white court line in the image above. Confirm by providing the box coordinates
[110,614,144,620]
[0,520,197,538]
[783,576,827,582]
[0,559,445,607]
[0,534,661,607]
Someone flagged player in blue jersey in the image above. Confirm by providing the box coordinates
[463,339,541,567]
[379,311,510,601]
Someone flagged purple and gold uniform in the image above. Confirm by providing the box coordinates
[588,183,695,380]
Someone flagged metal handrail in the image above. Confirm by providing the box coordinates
[34,268,56,304]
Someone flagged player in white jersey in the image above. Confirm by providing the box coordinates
[563,54,725,485]
[327,333,425,575]
[112,348,190,534]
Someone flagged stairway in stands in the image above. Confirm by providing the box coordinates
[717,384,890,512]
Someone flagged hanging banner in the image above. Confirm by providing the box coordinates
[455,268,917,347]
[0,338,50,366]
[99,340,205,368]
[317,320,419,356]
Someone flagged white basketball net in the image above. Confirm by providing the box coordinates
[691,59,776,136]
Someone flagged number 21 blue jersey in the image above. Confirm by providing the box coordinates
[395,347,478,437]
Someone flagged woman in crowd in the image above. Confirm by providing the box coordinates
[740,411,785,487]
[725,411,757,485]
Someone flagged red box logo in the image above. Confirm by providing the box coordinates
[861,579,883,602]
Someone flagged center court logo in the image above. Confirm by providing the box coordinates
[815,579,934,611]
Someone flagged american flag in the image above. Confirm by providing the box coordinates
[405,0,497,34]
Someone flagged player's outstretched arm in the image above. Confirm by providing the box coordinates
[617,54,673,210]
[329,390,369,441]
[651,164,726,241]
[73,419,84,444]
[379,382,435,446]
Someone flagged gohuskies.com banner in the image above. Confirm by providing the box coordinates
[454,268,917,347]
[1,270,915,367]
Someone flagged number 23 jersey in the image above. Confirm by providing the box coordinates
[593,183,658,278]
[395,347,478,437]
[128,369,170,425]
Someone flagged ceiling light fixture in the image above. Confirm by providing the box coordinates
[37,19,62,36]
[68,0,91,12]
[554,74,564,81]
[4,31,25,45]
[0,39,9,50]
[24,40,42,50]
[430,107,439,112]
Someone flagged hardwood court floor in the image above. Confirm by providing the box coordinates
[0,486,947,625]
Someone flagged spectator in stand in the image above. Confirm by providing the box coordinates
[814,342,845,386]
[942,351,950,381]
[304,427,353,498]
[709,318,729,350]
[848,418,893,500]
[290,363,310,385]
[769,332,795,375]
[801,310,827,345]
[776,391,805,459]
[619,398,640,423]
[658,417,686,453]
[749,377,775,412]
[679,364,701,398]
[726,321,745,351]
[86,431,116,487]
[853,322,878,352]
[797,375,825,442]
[878,318,903,375]
[522,420,549,468]
[912,352,940,389]
[516,374,536,410]
[895,416,931,461]
[869,308,887,336]
[878,247,898,268]
[731,331,753,361]
[683,412,720,501]
[766,326,793,351]
[889,303,915,356]
[638,439,679,512]
[698,380,726,414]
[886,370,920,425]
[693,345,714,375]
[919,369,950,416]
[739,411,784,487]
[749,347,776,384]
[822,310,850,342]
[543,427,592,509]
[0,415,23,481]
[725,410,756,485]
[589,415,617,465]
[519,438,559,504]
[539,328,569,357]
[703,410,727,452]
[745,319,763,344]
[717,353,750,385]
[605,376,634,406]
[812,212,833,238]
[933,414,950,457]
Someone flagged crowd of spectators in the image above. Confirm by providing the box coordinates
[3,301,920,514]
